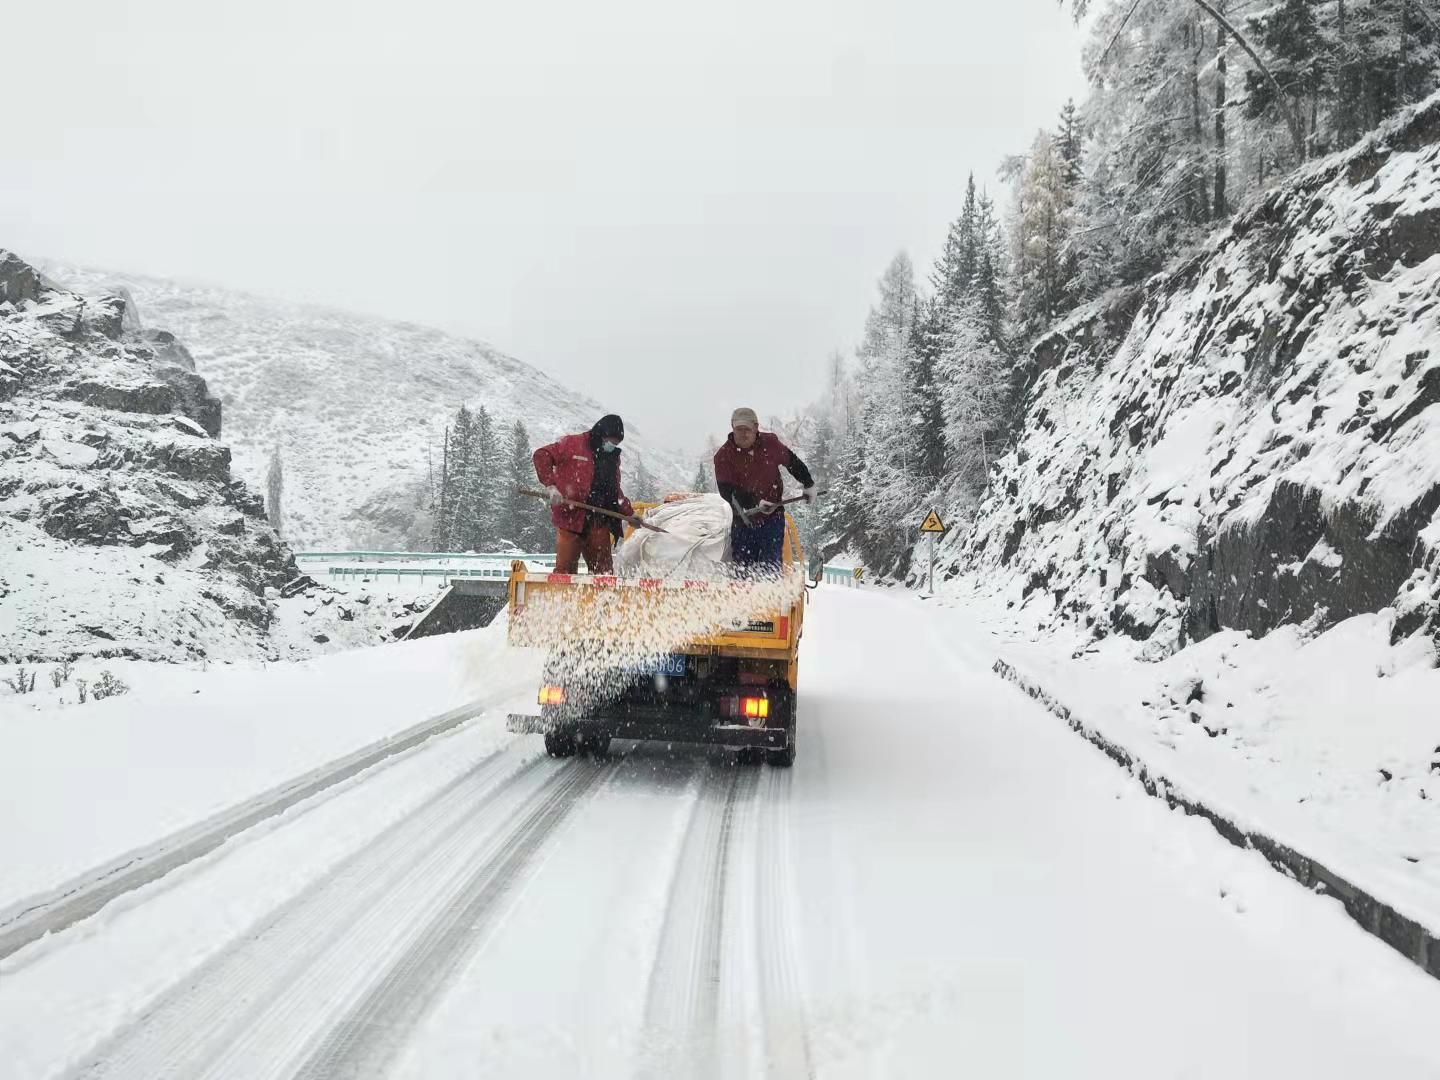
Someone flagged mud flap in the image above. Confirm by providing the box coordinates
[506,713,561,735]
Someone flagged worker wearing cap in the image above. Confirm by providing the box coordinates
[712,407,818,567]
[533,413,638,574]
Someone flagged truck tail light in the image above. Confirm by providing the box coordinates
[741,695,769,721]
[538,685,566,706]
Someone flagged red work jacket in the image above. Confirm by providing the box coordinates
[533,432,634,534]
[712,432,795,506]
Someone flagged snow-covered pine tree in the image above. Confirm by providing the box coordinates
[908,300,947,483]
[819,421,868,557]
[691,458,710,493]
[632,456,658,503]
[974,195,1008,349]
[447,406,479,551]
[1008,130,1077,340]
[469,404,500,550]
[265,446,283,535]
[430,424,452,551]
[504,419,541,551]
[935,299,1012,499]
[931,176,981,311]
[1244,0,1331,157]
[859,252,917,361]
[1055,99,1084,189]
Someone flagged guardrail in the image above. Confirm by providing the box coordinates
[820,565,864,586]
[321,558,861,586]
[327,565,523,582]
[296,551,557,564]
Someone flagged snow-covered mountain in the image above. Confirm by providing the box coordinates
[40,264,689,549]
[948,95,1440,658]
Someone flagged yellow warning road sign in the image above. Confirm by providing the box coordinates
[919,509,947,534]
[853,567,865,581]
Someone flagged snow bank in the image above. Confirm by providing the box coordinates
[0,618,541,910]
[936,579,1440,939]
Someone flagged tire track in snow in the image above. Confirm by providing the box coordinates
[65,752,605,1080]
[0,699,493,964]
[637,761,814,1080]
[293,758,610,1079]
[637,764,750,1080]
[752,766,814,1079]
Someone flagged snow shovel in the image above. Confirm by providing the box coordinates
[777,489,827,506]
[517,487,669,534]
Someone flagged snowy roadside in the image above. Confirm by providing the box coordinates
[926,575,1440,944]
[0,616,544,912]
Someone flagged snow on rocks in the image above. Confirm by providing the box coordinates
[955,92,1440,658]
[0,249,298,663]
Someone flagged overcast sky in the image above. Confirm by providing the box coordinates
[5,0,1087,452]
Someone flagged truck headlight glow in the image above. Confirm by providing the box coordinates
[538,685,566,706]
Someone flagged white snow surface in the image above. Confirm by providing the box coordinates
[0,617,536,912]
[1,588,1437,1078]
[39,262,690,549]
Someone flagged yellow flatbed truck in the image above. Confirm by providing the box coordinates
[504,511,807,766]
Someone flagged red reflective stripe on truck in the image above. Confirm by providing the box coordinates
[593,576,617,587]
[547,573,573,584]
[778,617,789,637]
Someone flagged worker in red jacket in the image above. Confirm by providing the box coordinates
[713,407,818,567]
[533,414,638,574]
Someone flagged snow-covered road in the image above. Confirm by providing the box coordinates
[5,588,1439,1079]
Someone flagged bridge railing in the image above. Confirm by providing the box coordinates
[326,564,523,582]
[305,552,862,586]
[296,551,557,565]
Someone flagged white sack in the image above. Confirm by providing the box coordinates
[614,494,733,577]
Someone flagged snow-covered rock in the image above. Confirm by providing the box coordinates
[0,250,299,663]
[956,94,1440,658]
[39,263,690,549]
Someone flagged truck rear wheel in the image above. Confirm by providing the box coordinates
[766,700,797,767]
[765,739,795,768]
[579,731,612,758]
[544,728,578,758]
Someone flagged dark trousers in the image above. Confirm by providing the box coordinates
[731,511,785,567]
[555,520,614,574]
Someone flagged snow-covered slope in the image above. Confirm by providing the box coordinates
[951,94,1440,658]
[0,251,298,663]
[40,263,688,549]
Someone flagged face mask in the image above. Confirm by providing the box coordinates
[601,440,621,453]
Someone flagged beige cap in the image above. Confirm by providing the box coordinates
[730,407,759,429]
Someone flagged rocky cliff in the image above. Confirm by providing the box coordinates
[0,251,298,662]
[950,94,1440,658]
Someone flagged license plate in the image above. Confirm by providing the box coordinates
[629,653,688,677]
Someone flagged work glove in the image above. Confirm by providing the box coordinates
[545,485,567,506]
[755,499,780,516]
[803,486,819,506]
